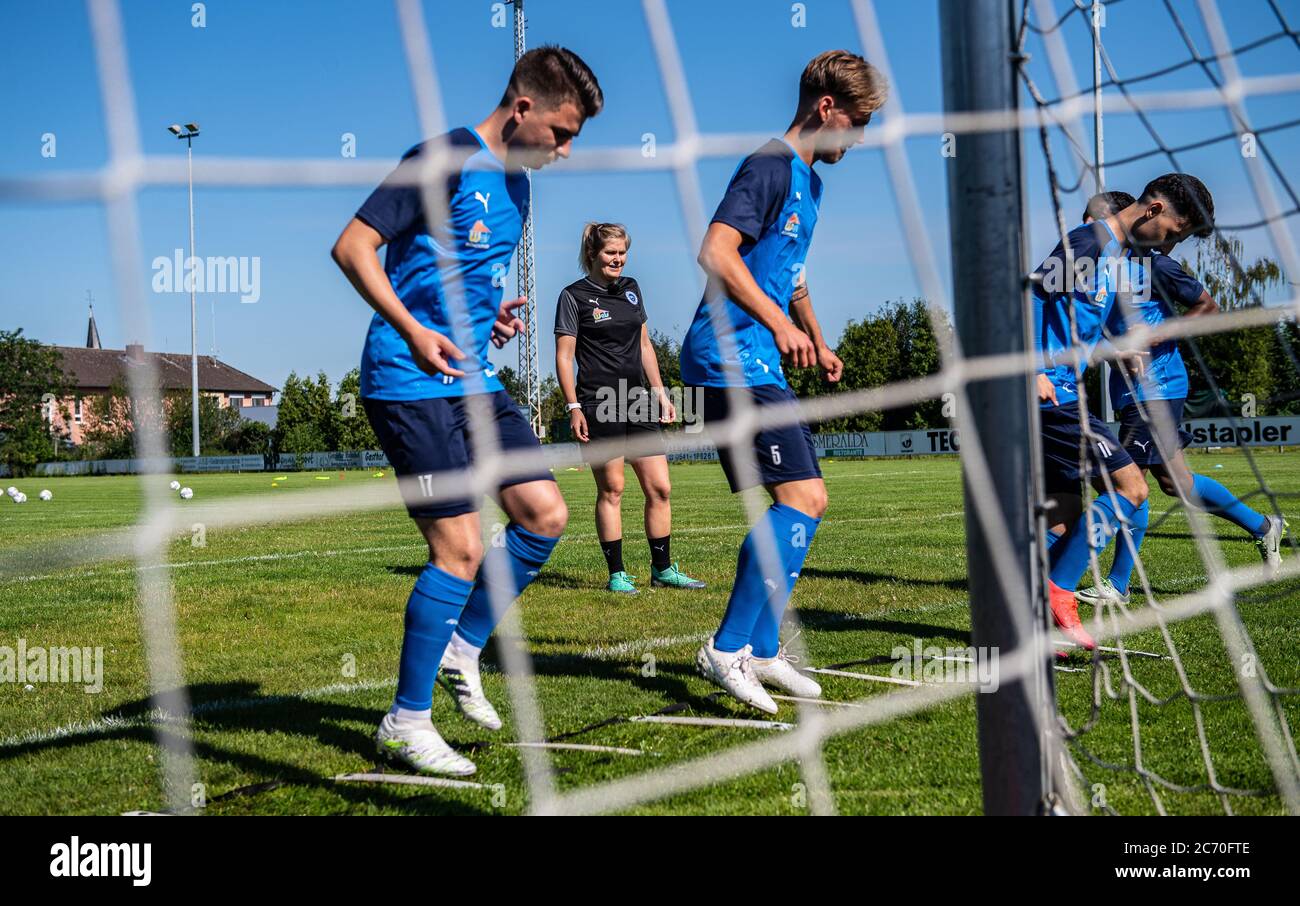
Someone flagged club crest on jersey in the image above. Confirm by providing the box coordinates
[781,212,800,237]
[625,290,639,306]
[467,219,491,249]
[592,307,611,323]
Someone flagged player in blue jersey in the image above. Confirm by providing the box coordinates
[681,51,888,713]
[1036,175,1214,651]
[1073,214,1288,605]
[331,47,602,775]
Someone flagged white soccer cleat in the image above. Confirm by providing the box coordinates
[1256,516,1288,576]
[375,713,476,776]
[1074,577,1130,607]
[438,647,503,731]
[695,638,778,714]
[751,651,822,698]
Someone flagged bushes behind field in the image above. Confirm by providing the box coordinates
[786,298,950,433]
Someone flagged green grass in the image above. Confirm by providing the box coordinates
[0,452,1296,815]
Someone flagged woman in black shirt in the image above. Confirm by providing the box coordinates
[555,222,704,594]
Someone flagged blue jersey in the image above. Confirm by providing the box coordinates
[681,139,823,388]
[1106,250,1204,409]
[1032,221,1131,408]
[356,128,529,400]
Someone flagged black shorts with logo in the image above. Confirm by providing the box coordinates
[1040,401,1135,493]
[702,383,822,493]
[1117,399,1192,467]
[363,390,554,519]
[579,387,666,465]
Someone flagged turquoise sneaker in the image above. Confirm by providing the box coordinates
[607,571,639,594]
[650,562,706,589]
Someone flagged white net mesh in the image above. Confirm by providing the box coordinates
[1,0,1298,815]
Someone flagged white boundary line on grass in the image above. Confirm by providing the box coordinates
[805,667,921,687]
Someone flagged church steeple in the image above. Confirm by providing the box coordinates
[86,291,102,349]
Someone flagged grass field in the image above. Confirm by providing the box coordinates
[1,452,1296,815]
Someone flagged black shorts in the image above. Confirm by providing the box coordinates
[702,384,822,493]
[1117,399,1192,467]
[363,390,554,519]
[1040,402,1135,493]
[579,388,666,465]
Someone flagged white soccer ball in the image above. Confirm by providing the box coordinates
[13,493,26,504]
[169,480,181,491]
[179,487,194,500]
[39,490,52,501]
[5,486,16,497]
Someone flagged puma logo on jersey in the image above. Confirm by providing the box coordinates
[474,191,490,212]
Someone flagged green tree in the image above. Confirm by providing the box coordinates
[332,367,379,450]
[1182,236,1285,414]
[496,364,526,403]
[648,328,682,390]
[0,330,71,474]
[273,371,332,454]
[80,378,136,460]
[165,392,245,457]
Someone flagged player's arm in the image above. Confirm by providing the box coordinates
[331,217,465,376]
[697,222,816,369]
[640,325,676,421]
[788,283,842,382]
[553,293,588,442]
[1031,290,1057,405]
[1183,289,1219,318]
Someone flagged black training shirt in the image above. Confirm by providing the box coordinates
[555,275,649,405]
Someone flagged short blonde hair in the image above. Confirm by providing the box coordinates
[579,222,630,274]
[797,50,888,122]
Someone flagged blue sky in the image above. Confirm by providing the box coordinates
[2,0,1298,393]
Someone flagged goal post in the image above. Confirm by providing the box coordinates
[939,0,1058,815]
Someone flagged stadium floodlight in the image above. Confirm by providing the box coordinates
[166,121,202,457]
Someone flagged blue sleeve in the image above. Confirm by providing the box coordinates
[1033,293,1048,374]
[356,144,429,242]
[1151,254,1205,308]
[710,152,791,244]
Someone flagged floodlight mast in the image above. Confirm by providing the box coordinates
[168,123,202,457]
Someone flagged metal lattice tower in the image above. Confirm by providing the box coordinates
[513,0,543,437]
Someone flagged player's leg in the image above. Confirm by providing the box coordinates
[592,456,637,593]
[363,397,481,775]
[696,386,823,708]
[1044,492,1082,550]
[1155,447,1283,568]
[1041,404,1148,649]
[440,391,568,729]
[631,453,705,589]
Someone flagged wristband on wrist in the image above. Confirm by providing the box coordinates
[566,402,583,412]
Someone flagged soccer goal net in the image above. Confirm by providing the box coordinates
[1,0,1297,816]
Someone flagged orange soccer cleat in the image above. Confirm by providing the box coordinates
[1049,580,1096,651]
